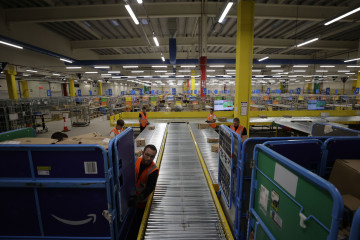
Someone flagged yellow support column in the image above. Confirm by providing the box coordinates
[355,72,360,100]
[5,65,18,100]
[21,80,29,98]
[306,83,311,93]
[69,78,75,97]
[98,81,103,96]
[234,0,255,135]
[191,70,195,96]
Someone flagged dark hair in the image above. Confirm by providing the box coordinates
[210,108,214,112]
[142,106,147,110]
[234,117,240,122]
[144,144,157,153]
[51,132,68,141]
[117,119,124,127]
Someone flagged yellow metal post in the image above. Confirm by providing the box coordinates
[234,0,255,135]
[162,86,164,92]
[98,81,103,96]
[191,70,195,96]
[5,65,18,100]
[306,83,311,93]
[20,80,29,98]
[69,78,75,97]
[355,72,360,99]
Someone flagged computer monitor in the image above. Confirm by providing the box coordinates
[307,100,325,110]
[214,100,234,111]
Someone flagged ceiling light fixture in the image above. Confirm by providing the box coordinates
[131,70,144,73]
[296,38,319,47]
[94,66,110,68]
[0,40,23,49]
[209,65,225,68]
[152,66,167,68]
[180,65,196,68]
[258,56,269,62]
[153,36,160,47]
[347,65,360,68]
[161,56,165,62]
[137,0,142,3]
[294,70,306,72]
[125,4,139,25]
[108,71,120,73]
[60,58,73,63]
[293,65,308,68]
[218,1,233,23]
[66,66,82,69]
[320,65,335,68]
[52,73,60,76]
[26,70,38,73]
[123,66,138,68]
[344,57,360,63]
[324,7,360,25]
[85,72,98,74]
[266,65,281,68]
[155,70,167,73]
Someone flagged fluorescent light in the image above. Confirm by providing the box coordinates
[155,70,167,73]
[23,73,30,76]
[66,66,82,69]
[209,65,225,68]
[324,7,360,25]
[137,0,142,3]
[52,73,60,76]
[218,2,234,23]
[258,56,269,62]
[347,65,360,68]
[94,66,110,68]
[152,65,167,68]
[207,70,216,72]
[101,74,111,76]
[296,38,318,47]
[305,79,311,82]
[26,70,38,73]
[320,65,335,68]
[293,65,308,68]
[131,71,144,73]
[316,70,328,72]
[345,73,355,75]
[180,65,196,68]
[179,70,191,72]
[165,73,175,75]
[161,57,165,62]
[266,65,281,68]
[85,72,98,74]
[108,71,120,73]
[153,36,159,47]
[123,66,138,68]
[252,69,261,72]
[111,76,121,78]
[294,70,306,72]
[60,58,73,63]
[338,70,350,72]
[0,40,23,49]
[271,70,284,72]
[344,57,360,63]
[125,4,139,25]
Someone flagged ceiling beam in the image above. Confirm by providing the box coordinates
[70,37,357,51]
[5,3,355,23]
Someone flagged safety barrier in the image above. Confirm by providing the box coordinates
[0,127,36,141]
[247,144,344,240]
[0,128,136,240]
[349,207,360,240]
[312,122,360,137]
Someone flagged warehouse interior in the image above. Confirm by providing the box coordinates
[0,0,360,240]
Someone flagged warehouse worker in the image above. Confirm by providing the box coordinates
[139,106,149,132]
[230,117,248,142]
[206,108,217,128]
[128,144,158,239]
[110,119,125,138]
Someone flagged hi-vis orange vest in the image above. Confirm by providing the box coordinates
[135,157,158,208]
[140,112,148,128]
[208,114,216,128]
[231,124,244,137]
[110,127,123,136]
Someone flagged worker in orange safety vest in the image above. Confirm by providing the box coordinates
[110,119,125,138]
[230,117,248,142]
[206,108,217,128]
[139,107,149,132]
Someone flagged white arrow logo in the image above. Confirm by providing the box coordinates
[51,214,96,226]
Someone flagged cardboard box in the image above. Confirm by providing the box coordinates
[148,125,155,130]
[0,137,57,145]
[136,138,146,147]
[211,144,219,153]
[207,138,219,143]
[342,194,360,212]
[58,137,110,151]
[329,159,360,200]
[135,149,143,158]
[218,117,227,122]
[198,123,209,129]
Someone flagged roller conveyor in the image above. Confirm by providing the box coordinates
[189,123,219,184]
[144,123,226,239]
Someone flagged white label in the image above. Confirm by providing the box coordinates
[9,113,18,121]
[38,170,49,175]
[324,125,333,134]
[241,102,247,116]
[102,138,111,143]
[84,161,98,174]
[259,184,269,214]
[271,210,283,228]
[274,163,298,197]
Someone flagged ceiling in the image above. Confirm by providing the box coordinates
[0,0,359,85]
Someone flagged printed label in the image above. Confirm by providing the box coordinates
[259,184,269,215]
[271,190,280,212]
[38,170,50,175]
[84,161,98,174]
[270,210,283,229]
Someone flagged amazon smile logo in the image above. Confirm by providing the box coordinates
[51,214,96,226]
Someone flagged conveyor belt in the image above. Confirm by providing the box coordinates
[144,123,226,239]
[190,123,219,184]
[135,123,167,164]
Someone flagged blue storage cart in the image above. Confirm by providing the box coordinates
[349,207,360,240]
[247,144,343,240]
